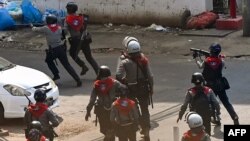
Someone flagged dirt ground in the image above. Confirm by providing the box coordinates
[0,24,248,141]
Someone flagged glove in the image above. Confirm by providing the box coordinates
[192,52,198,59]
[85,111,91,121]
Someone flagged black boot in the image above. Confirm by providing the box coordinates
[80,66,89,75]
[233,116,239,125]
[53,74,60,81]
[76,80,82,87]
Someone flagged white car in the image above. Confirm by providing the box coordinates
[0,56,59,123]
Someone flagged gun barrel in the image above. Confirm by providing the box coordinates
[190,48,201,52]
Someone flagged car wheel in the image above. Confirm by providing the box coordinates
[0,103,5,124]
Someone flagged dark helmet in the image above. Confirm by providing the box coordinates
[66,2,78,14]
[97,65,111,80]
[191,72,204,84]
[34,89,46,102]
[46,14,57,24]
[118,85,129,98]
[30,121,42,131]
[28,128,41,141]
[209,43,221,56]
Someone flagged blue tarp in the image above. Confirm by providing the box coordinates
[21,0,42,24]
[0,8,15,30]
[43,8,66,25]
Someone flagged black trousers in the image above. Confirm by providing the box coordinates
[69,37,99,74]
[45,45,81,82]
[117,124,137,141]
[96,108,114,141]
[214,89,238,120]
[43,129,54,141]
[127,95,150,130]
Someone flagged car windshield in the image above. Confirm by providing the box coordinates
[0,57,16,71]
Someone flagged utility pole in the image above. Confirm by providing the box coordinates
[243,0,250,36]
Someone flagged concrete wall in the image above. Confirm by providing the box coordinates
[33,0,212,27]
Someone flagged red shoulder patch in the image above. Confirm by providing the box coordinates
[66,15,84,31]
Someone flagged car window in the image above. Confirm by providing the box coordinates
[0,57,16,71]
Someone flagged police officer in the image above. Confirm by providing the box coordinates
[27,128,49,141]
[26,121,49,141]
[65,2,99,75]
[177,72,220,136]
[181,112,211,141]
[31,14,82,87]
[195,43,239,125]
[24,89,60,141]
[110,85,139,141]
[116,36,154,141]
[85,65,122,141]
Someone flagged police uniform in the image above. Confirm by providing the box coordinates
[64,13,99,75]
[24,102,59,141]
[116,52,154,139]
[31,24,82,86]
[178,86,220,135]
[110,97,139,141]
[85,76,122,141]
[196,54,239,124]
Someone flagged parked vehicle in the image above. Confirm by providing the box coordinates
[0,56,59,123]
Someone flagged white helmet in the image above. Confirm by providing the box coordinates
[127,40,141,54]
[186,112,203,128]
[122,36,138,48]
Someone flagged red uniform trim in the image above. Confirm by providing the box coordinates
[183,130,205,141]
[190,86,210,95]
[28,103,48,118]
[114,98,135,116]
[94,77,114,96]
[205,56,222,70]
[66,15,84,31]
[47,24,60,32]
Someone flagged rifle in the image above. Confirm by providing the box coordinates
[190,48,210,59]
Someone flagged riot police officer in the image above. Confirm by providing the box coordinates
[85,65,123,141]
[181,112,211,141]
[195,43,239,125]
[65,2,99,75]
[24,89,60,141]
[26,121,49,141]
[116,36,154,141]
[110,85,139,141]
[31,14,82,87]
[177,72,220,135]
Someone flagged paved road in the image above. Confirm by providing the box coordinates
[0,48,249,141]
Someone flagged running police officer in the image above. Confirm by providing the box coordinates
[177,72,220,136]
[110,85,139,141]
[194,43,239,125]
[31,14,82,87]
[116,36,154,141]
[85,65,123,141]
[24,89,60,141]
[65,2,99,75]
